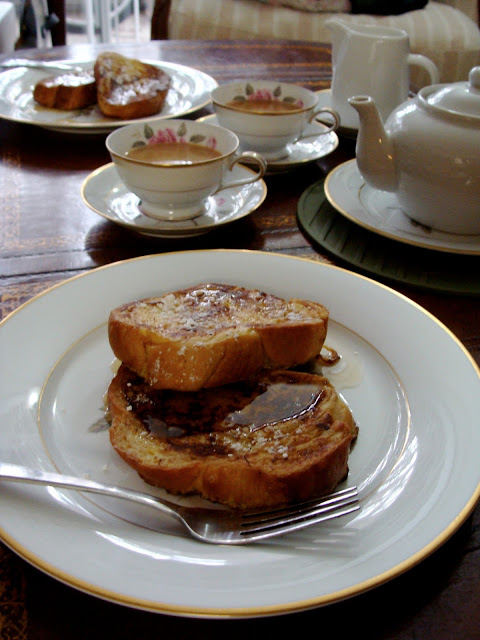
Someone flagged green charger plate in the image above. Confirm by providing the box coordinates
[297,178,480,296]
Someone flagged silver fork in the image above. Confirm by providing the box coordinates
[0,463,359,545]
[0,59,85,73]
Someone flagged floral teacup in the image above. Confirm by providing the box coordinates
[106,119,266,220]
[211,81,340,161]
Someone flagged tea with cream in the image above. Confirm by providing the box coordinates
[226,99,302,114]
[127,142,222,165]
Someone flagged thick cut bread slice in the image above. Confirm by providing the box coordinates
[94,51,171,119]
[108,364,358,509]
[33,70,97,110]
[108,283,329,391]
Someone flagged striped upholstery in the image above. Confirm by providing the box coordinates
[166,0,480,82]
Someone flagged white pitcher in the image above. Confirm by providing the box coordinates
[326,18,439,129]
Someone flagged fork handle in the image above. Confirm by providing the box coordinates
[0,59,85,72]
[0,463,181,523]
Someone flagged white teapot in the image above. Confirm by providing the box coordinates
[349,67,480,234]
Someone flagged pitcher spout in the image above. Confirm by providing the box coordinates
[325,16,350,40]
[348,95,397,192]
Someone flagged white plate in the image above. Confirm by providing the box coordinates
[81,163,267,238]
[198,114,339,173]
[0,60,217,133]
[325,160,480,255]
[1,250,479,617]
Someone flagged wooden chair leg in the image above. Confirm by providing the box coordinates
[151,0,172,40]
[47,0,66,45]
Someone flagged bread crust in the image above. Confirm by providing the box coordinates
[94,51,171,119]
[33,70,97,110]
[108,284,329,391]
[108,365,358,509]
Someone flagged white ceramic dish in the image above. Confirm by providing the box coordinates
[81,163,267,237]
[198,113,339,173]
[0,60,217,133]
[325,160,480,255]
[0,250,479,617]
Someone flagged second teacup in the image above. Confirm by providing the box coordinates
[211,81,339,161]
[106,119,266,220]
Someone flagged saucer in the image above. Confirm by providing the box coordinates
[315,89,358,139]
[197,114,338,173]
[325,160,480,255]
[297,177,480,295]
[81,163,267,238]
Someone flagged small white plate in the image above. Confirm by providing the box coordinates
[81,163,267,237]
[325,159,480,255]
[198,114,338,172]
[1,250,479,617]
[0,60,218,133]
[315,89,358,139]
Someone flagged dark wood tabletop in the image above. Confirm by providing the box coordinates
[0,39,479,640]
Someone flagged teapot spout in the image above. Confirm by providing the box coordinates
[348,96,397,192]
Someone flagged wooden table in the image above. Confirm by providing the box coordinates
[0,40,479,640]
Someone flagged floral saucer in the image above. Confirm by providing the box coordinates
[81,163,267,238]
[197,114,338,173]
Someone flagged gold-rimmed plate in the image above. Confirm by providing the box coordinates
[0,250,479,616]
[0,60,217,133]
[325,159,480,255]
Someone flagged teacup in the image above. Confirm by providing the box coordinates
[106,119,267,220]
[211,81,340,161]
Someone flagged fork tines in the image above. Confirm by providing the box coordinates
[239,486,359,536]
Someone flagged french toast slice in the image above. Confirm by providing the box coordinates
[108,283,329,392]
[33,70,97,110]
[108,364,358,509]
[94,51,171,119]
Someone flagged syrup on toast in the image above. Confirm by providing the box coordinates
[33,70,97,110]
[108,283,329,391]
[108,364,358,509]
[94,51,171,119]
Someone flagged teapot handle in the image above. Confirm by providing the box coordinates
[407,54,439,85]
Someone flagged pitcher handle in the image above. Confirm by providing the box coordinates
[217,152,267,192]
[407,53,439,85]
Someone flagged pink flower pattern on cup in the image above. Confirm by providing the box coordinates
[130,122,218,152]
[149,128,179,144]
[248,88,275,101]
[233,83,304,109]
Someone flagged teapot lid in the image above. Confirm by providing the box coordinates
[422,67,480,119]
